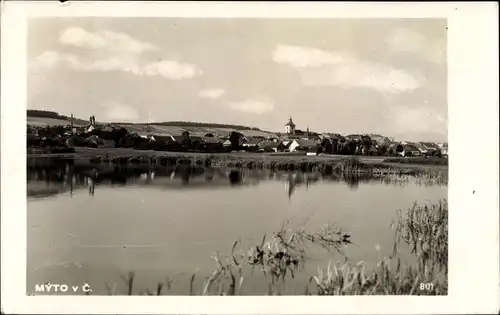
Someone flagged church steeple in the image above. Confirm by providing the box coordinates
[285,116,296,135]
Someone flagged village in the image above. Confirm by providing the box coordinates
[27,113,448,158]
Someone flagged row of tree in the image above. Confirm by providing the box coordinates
[146,121,261,131]
[318,138,443,157]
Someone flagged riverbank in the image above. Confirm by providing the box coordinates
[27,148,448,184]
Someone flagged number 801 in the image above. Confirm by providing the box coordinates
[420,283,434,291]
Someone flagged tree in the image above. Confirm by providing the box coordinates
[181,131,191,148]
[338,140,357,155]
[320,139,334,154]
[361,135,372,156]
[388,144,404,156]
[229,131,244,151]
[378,144,389,156]
[396,144,404,154]
[112,127,128,144]
[316,145,324,156]
[430,149,443,157]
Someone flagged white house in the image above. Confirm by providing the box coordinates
[241,138,261,148]
[288,139,318,152]
[401,144,422,157]
[437,142,448,155]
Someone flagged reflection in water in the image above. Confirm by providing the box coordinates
[229,170,242,185]
[88,177,95,196]
[87,169,98,196]
[27,159,445,199]
[285,172,321,199]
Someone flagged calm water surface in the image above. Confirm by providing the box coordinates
[27,164,447,295]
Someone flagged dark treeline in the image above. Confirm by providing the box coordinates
[142,121,262,131]
[27,110,88,124]
[27,109,68,119]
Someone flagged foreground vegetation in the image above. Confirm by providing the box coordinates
[79,200,448,296]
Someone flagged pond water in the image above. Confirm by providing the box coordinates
[27,162,447,295]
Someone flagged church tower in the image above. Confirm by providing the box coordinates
[285,117,296,135]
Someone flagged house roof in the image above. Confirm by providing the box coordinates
[202,136,222,144]
[259,140,281,148]
[285,117,296,126]
[346,134,363,140]
[102,123,116,129]
[190,136,203,142]
[421,142,440,150]
[151,135,174,142]
[171,136,184,142]
[326,133,344,140]
[244,137,262,145]
[283,141,293,148]
[413,143,427,151]
[403,144,420,152]
[293,139,318,147]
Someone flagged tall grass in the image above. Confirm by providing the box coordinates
[384,157,448,166]
[394,199,448,274]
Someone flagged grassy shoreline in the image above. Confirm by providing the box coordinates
[27,148,447,180]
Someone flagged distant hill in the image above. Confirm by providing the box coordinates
[127,120,262,131]
[26,110,277,138]
[27,110,89,127]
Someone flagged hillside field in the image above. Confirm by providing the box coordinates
[26,116,278,138]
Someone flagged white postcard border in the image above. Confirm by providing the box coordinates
[1,1,499,314]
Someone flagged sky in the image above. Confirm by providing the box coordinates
[28,18,447,142]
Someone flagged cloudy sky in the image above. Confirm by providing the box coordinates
[28,18,447,141]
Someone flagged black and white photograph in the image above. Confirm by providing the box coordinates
[1,1,499,314]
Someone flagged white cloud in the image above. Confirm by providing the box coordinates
[386,28,445,64]
[35,50,202,80]
[35,27,203,80]
[273,44,423,94]
[301,61,423,94]
[102,101,139,122]
[142,60,203,80]
[273,45,348,68]
[59,27,158,54]
[229,97,274,114]
[198,89,225,99]
[36,50,61,67]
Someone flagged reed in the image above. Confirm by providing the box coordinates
[394,199,448,273]
[384,157,448,166]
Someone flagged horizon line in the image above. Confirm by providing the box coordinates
[26,109,447,143]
